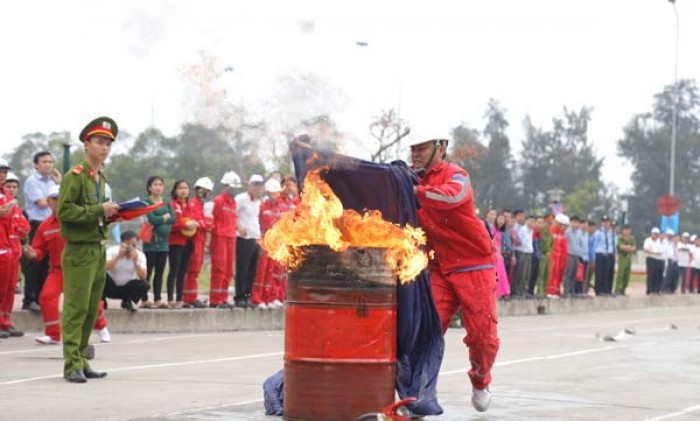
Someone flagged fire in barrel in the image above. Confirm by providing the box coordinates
[263,168,428,421]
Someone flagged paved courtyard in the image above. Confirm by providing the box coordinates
[0,306,698,420]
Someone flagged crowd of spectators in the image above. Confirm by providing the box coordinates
[484,208,700,300]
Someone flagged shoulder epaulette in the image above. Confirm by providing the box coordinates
[72,165,84,175]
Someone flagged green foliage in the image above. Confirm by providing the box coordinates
[617,79,700,237]
[449,123,486,202]
[520,107,605,213]
[475,99,521,210]
[564,180,603,218]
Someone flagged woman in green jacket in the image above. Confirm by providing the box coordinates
[141,176,176,308]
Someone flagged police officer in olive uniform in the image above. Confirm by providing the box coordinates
[57,117,120,383]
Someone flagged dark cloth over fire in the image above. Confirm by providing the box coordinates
[263,142,444,417]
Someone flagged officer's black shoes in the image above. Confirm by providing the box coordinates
[66,371,87,383]
[0,331,9,339]
[1,326,24,337]
[234,300,248,309]
[83,368,107,379]
[211,302,233,309]
[82,344,95,360]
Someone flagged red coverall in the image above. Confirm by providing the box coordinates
[208,193,237,305]
[251,197,289,305]
[32,214,106,341]
[0,191,29,330]
[415,161,500,391]
[546,225,569,296]
[183,195,212,304]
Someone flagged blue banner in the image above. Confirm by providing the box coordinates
[660,212,679,234]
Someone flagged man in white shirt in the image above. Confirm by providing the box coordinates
[104,231,150,312]
[689,235,700,294]
[677,232,692,293]
[643,227,664,295]
[513,211,534,297]
[22,151,62,312]
[661,229,679,293]
[234,174,265,308]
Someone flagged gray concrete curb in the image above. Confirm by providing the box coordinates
[12,307,285,334]
[10,295,700,334]
[496,294,700,317]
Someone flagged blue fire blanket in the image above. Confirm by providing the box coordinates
[263,142,444,417]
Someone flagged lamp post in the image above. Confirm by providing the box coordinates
[62,142,72,174]
[668,0,680,197]
[620,197,629,225]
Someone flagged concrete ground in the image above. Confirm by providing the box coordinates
[1,306,699,421]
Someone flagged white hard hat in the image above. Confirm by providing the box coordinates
[555,213,570,225]
[682,232,690,238]
[405,127,451,148]
[264,178,282,193]
[691,234,698,242]
[220,171,242,188]
[665,228,674,235]
[194,177,214,191]
[5,172,19,183]
[48,184,60,199]
[248,174,264,184]
[651,227,660,234]
[0,158,10,170]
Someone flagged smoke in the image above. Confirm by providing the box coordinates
[122,9,167,59]
[297,19,315,35]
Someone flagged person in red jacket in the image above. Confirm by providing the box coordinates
[0,170,30,337]
[166,180,198,309]
[251,178,289,309]
[24,185,109,344]
[409,133,499,413]
[183,177,213,308]
[546,214,570,297]
[208,171,240,308]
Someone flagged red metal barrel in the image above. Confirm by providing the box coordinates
[283,245,397,421]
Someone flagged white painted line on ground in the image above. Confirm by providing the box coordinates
[0,351,283,386]
[510,315,699,333]
[142,399,265,419]
[439,345,618,375]
[643,404,700,421]
[106,351,284,373]
[0,331,280,357]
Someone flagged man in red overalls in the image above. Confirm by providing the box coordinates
[546,214,570,297]
[24,185,108,344]
[208,171,240,308]
[251,178,289,309]
[410,133,499,413]
[183,177,214,308]
[0,168,30,338]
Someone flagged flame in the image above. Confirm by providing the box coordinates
[263,168,428,283]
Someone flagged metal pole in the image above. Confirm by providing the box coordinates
[669,0,679,196]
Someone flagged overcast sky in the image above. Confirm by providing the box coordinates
[1,0,699,192]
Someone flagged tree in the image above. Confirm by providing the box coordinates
[368,108,410,163]
[617,79,700,237]
[449,123,486,207]
[476,99,521,210]
[520,107,605,214]
[107,128,177,200]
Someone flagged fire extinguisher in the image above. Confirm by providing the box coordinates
[354,398,417,421]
